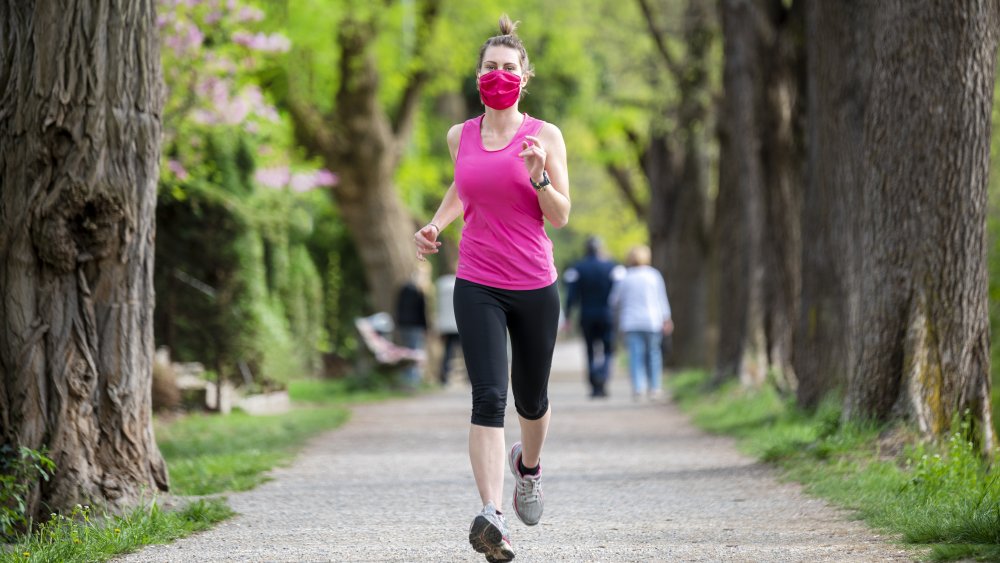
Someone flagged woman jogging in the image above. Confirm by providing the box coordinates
[413,14,570,562]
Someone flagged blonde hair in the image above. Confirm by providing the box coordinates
[476,14,535,80]
[626,245,651,267]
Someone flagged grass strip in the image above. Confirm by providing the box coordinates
[3,377,400,562]
[2,498,233,563]
[668,370,1000,562]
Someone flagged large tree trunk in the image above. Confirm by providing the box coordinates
[639,0,713,368]
[846,0,998,451]
[714,0,767,385]
[0,0,169,519]
[287,6,440,314]
[328,18,417,315]
[759,0,803,393]
[794,0,869,410]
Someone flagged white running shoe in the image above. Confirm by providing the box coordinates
[469,501,514,562]
[508,441,543,526]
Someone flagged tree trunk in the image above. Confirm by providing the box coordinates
[714,0,767,386]
[640,0,713,368]
[0,0,169,519]
[846,0,998,451]
[759,0,803,393]
[794,0,869,410]
[287,7,439,315]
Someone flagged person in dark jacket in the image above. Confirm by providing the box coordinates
[563,236,625,397]
[396,268,428,388]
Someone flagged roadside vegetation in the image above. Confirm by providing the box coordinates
[1,379,399,562]
[669,371,1000,562]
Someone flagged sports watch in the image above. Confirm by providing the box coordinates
[531,170,551,192]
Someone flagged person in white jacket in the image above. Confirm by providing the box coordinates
[608,245,673,401]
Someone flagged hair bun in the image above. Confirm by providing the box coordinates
[498,13,519,36]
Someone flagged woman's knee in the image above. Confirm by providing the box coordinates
[515,396,549,421]
[471,386,507,427]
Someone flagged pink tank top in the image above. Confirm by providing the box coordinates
[454,114,558,290]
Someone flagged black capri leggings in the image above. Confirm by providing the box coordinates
[454,278,561,428]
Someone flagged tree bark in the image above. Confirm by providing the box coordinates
[846,0,998,451]
[794,0,869,410]
[714,0,767,385]
[640,0,713,368]
[0,0,169,519]
[287,4,440,315]
[759,0,804,393]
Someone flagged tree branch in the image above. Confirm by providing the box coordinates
[391,0,442,146]
[636,0,683,80]
[287,94,336,159]
[606,162,648,220]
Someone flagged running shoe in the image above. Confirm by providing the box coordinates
[508,441,543,526]
[469,501,514,562]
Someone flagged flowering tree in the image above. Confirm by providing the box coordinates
[155,0,334,380]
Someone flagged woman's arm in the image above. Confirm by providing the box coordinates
[415,124,464,261]
[521,123,571,228]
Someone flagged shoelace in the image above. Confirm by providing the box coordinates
[516,476,541,503]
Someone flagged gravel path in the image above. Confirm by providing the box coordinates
[120,339,914,562]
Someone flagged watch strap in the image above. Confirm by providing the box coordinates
[531,170,551,191]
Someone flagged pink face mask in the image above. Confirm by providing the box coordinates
[477,70,522,110]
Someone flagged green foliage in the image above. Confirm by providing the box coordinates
[2,499,232,563]
[156,0,337,383]
[669,372,1000,561]
[0,447,55,541]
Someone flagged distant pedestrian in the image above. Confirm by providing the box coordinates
[395,268,428,389]
[609,245,673,401]
[563,236,625,398]
[412,14,571,562]
[435,270,463,385]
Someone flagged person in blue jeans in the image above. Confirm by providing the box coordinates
[395,267,428,389]
[609,245,673,401]
[562,236,625,397]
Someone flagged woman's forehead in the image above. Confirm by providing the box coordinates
[482,45,520,65]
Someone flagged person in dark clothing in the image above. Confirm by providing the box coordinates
[395,269,428,388]
[563,236,625,397]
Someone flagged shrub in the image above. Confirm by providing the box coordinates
[0,445,56,541]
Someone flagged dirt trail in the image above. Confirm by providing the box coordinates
[120,338,912,562]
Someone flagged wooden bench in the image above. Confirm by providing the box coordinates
[353,314,425,374]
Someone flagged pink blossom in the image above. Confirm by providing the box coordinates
[236,6,265,22]
[232,31,290,53]
[167,159,189,180]
[205,10,222,24]
[290,173,316,193]
[192,109,217,124]
[314,169,339,187]
[222,95,251,125]
[164,21,203,55]
[255,166,291,189]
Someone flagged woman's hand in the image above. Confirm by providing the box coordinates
[414,224,441,261]
[519,134,547,183]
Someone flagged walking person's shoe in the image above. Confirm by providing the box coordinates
[469,501,515,562]
[508,442,544,526]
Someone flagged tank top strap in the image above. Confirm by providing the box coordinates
[456,117,481,160]
[523,115,546,138]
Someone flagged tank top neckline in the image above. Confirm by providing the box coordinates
[476,113,530,153]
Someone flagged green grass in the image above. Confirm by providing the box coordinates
[159,377,399,496]
[156,406,351,495]
[669,370,1000,562]
[2,376,399,562]
[1,498,233,563]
